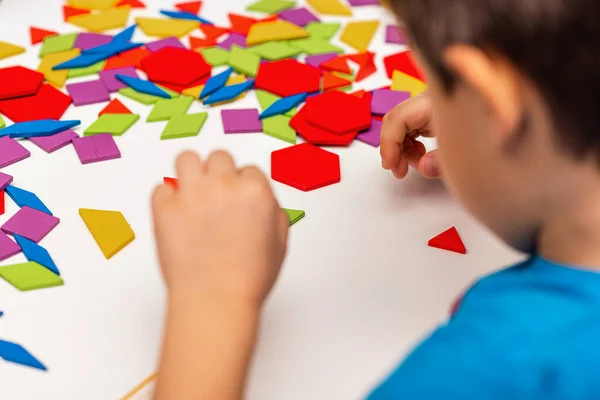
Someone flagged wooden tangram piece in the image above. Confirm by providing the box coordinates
[175,1,203,14]
[322,70,352,92]
[348,52,376,82]
[30,27,58,45]
[228,13,258,36]
[68,6,131,33]
[383,50,426,81]
[340,20,379,52]
[63,5,90,21]
[0,41,25,61]
[391,70,427,97]
[246,20,309,45]
[428,227,466,254]
[306,0,352,16]
[135,17,199,38]
[66,0,119,9]
[79,208,135,259]
[38,49,81,88]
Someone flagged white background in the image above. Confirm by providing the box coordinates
[0,0,523,399]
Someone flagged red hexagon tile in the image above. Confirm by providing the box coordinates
[271,143,341,191]
[255,59,321,98]
[304,90,371,135]
[141,47,211,87]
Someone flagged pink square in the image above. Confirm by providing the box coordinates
[72,134,121,164]
[0,136,30,168]
[29,129,78,153]
[2,206,60,243]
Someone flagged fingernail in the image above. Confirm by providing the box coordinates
[382,160,388,170]
[409,161,418,169]
[423,157,439,177]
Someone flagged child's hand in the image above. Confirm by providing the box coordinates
[151,151,289,309]
[380,92,441,179]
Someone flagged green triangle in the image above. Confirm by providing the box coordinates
[200,47,230,67]
[0,114,5,129]
[256,90,296,116]
[283,208,305,226]
[305,22,341,40]
[249,41,301,61]
[246,0,296,14]
[288,37,344,55]
[263,115,296,144]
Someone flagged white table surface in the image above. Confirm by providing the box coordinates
[0,1,523,399]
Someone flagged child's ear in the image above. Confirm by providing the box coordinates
[443,45,524,140]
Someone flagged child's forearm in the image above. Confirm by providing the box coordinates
[154,292,260,400]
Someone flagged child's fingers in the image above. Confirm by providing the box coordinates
[176,151,204,186]
[380,112,405,170]
[418,150,441,178]
[403,139,427,169]
[205,150,236,175]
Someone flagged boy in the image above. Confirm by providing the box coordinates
[150,0,600,398]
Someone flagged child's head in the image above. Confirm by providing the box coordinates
[392,0,600,252]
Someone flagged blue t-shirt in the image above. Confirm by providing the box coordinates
[368,256,600,400]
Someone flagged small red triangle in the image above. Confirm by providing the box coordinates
[63,5,90,21]
[320,56,352,74]
[175,1,202,15]
[228,13,258,36]
[322,71,352,92]
[0,190,5,216]
[383,50,426,81]
[198,24,230,40]
[428,227,467,254]
[189,36,217,50]
[116,0,146,8]
[30,27,58,45]
[99,99,132,116]
[347,52,377,82]
[164,177,179,189]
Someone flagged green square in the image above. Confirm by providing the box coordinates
[0,114,5,129]
[119,87,179,105]
[84,114,140,136]
[256,90,296,116]
[246,0,296,14]
[0,261,64,291]
[249,41,301,61]
[305,22,341,40]
[288,38,344,55]
[39,33,78,58]
[228,45,261,77]
[263,115,296,144]
[147,96,194,122]
[200,47,229,67]
[161,113,208,140]
[67,61,105,78]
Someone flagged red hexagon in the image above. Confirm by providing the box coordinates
[271,143,341,191]
[0,66,44,101]
[0,84,71,122]
[255,59,321,97]
[141,47,212,86]
[290,107,357,146]
[304,90,371,135]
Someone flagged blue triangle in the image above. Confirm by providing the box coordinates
[0,120,80,139]
[116,75,172,99]
[0,340,47,371]
[199,68,233,99]
[260,93,307,119]
[5,185,52,215]
[204,79,255,105]
[160,10,213,24]
[14,235,60,276]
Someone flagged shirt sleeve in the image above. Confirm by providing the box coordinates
[366,323,519,400]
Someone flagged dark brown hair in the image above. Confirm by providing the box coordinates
[393,0,600,157]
